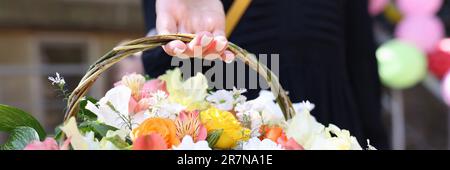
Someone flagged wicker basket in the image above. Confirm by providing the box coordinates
[64,34,296,122]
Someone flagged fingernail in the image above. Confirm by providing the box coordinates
[215,36,227,51]
[224,53,234,63]
[201,35,213,47]
[174,47,185,55]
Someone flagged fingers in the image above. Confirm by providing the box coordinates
[161,31,234,63]
[187,31,214,50]
[221,50,236,63]
[162,40,187,57]
[203,35,227,60]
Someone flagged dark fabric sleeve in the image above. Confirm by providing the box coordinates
[142,0,156,32]
[344,0,389,149]
[141,0,173,78]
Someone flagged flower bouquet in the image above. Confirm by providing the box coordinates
[0,34,375,150]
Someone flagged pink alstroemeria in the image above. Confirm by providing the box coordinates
[140,79,168,99]
[24,137,70,150]
[175,110,207,142]
[115,74,168,114]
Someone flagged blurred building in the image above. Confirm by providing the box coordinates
[0,0,449,150]
[0,0,145,133]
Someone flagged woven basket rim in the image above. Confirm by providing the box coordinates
[64,34,296,121]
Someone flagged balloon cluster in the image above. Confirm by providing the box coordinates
[370,0,449,99]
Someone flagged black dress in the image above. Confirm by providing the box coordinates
[141,0,389,149]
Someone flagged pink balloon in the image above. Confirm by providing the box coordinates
[369,0,389,16]
[395,16,444,52]
[397,0,443,16]
[442,71,450,106]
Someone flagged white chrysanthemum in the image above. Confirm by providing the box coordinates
[148,90,185,120]
[172,136,211,150]
[242,137,283,150]
[206,89,234,111]
[206,88,248,111]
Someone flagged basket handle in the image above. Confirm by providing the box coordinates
[64,34,295,121]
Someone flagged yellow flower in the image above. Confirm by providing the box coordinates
[159,68,209,110]
[200,107,250,149]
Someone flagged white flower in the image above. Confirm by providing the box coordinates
[232,87,247,104]
[250,90,285,122]
[48,72,65,86]
[206,88,247,111]
[79,130,129,150]
[206,90,234,111]
[285,108,325,149]
[293,100,315,112]
[235,104,262,137]
[308,124,362,150]
[234,90,285,136]
[172,136,211,150]
[242,137,283,150]
[148,90,185,120]
[85,85,147,132]
[61,117,124,150]
[286,106,363,150]
[366,140,377,150]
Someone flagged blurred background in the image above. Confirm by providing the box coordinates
[0,0,450,150]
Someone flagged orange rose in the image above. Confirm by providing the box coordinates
[260,125,304,150]
[132,118,180,148]
[260,125,284,142]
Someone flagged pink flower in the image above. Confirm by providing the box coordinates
[115,76,168,114]
[277,136,304,150]
[175,110,207,142]
[132,133,168,150]
[128,97,151,114]
[140,79,168,98]
[24,138,70,150]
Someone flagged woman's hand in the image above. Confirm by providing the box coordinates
[155,0,235,62]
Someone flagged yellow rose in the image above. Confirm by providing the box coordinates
[200,107,250,149]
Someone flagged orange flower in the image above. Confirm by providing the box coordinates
[132,118,180,148]
[260,125,304,150]
[260,125,284,142]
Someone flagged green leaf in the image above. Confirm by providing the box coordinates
[0,126,40,150]
[53,126,64,142]
[0,104,46,140]
[78,97,98,121]
[78,121,118,139]
[206,129,223,148]
[105,135,130,149]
